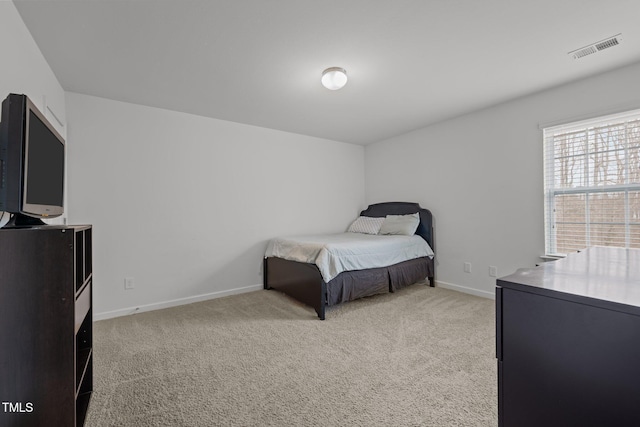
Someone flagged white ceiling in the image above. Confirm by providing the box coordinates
[13,0,640,145]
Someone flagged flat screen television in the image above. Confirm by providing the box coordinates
[0,93,65,227]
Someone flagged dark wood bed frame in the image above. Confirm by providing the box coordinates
[264,202,435,320]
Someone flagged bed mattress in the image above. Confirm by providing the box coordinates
[265,232,434,283]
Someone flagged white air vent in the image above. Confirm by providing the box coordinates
[569,34,622,60]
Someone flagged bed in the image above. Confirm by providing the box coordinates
[263,202,435,319]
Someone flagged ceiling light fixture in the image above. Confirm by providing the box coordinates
[321,67,348,90]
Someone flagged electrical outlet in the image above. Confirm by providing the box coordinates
[464,262,472,273]
[489,266,498,277]
[124,277,135,290]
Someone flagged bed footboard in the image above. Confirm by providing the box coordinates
[264,257,326,320]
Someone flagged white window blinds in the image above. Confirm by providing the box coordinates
[543,109,640,256]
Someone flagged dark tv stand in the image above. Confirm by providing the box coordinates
[3,213,47,228]
[0,225,93,426]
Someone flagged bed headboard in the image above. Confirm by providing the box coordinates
[360,202,434,250]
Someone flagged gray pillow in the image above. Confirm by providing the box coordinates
[347,216,385,235]
[378,213,420,236]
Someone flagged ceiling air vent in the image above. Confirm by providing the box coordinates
[569,34,622,60]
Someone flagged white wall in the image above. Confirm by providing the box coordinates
[0,2,67,226]
[365,61,640,298]
[66,93,365,318]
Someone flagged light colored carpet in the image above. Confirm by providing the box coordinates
[85,284,497,426]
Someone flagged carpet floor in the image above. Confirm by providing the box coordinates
[85,284,497,426]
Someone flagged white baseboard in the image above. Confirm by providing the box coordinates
[435,280,496,300]
[93,284,263,321]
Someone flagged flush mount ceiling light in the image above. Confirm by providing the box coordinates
[321,67,348,90]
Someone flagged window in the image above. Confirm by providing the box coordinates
[543,109,640,256]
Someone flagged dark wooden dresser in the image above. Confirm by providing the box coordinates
[0,225,93,427]
[496,246,640,427]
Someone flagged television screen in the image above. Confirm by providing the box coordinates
[0,93,65,227]
[25,110,65,206]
